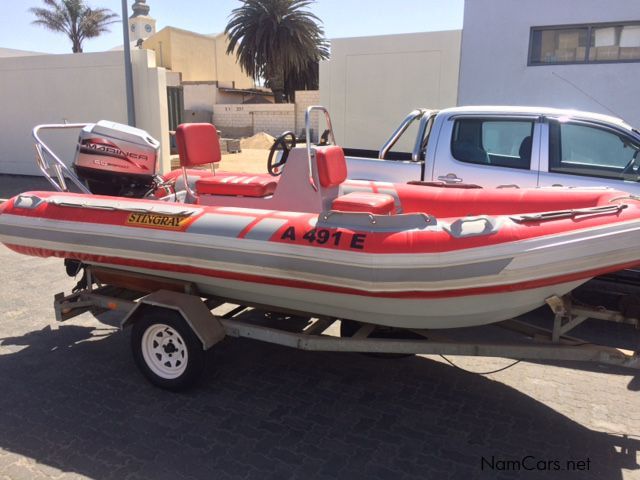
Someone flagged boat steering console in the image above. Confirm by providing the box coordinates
[267,106,339,185]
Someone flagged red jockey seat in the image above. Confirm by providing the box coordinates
[196,174,277,197]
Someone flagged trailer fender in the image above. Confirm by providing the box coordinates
[121,289,225,350]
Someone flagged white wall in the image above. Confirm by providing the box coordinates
[0,48,46,58]
[320,30,462,150]
[184,83,218,111]
[132,49,170,173]
[0,49,170,176]
[165,71,182,87]
[459,0,640,127]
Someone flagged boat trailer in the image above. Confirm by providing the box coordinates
[53,266,639,390]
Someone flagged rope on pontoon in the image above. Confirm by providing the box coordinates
[51,200,196,217]
[510,204,627,223]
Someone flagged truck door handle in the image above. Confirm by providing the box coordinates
[437,173,463,183]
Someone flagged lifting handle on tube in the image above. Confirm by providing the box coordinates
[305,106,336,192]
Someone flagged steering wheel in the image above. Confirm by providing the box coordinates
[319,129,331,146]
[267,131,297,176]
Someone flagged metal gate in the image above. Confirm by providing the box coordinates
[167,86,184,131]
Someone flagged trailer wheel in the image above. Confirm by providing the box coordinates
[340,319,420,359]
[131,308,205,391]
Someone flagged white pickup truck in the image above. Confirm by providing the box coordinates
[344,106,640,192]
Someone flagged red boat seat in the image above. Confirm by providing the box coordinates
[332,192,396,215]
[316,146,347,188]
[196,174,277,197]
[176,123,278,197]
[176,123,221,167]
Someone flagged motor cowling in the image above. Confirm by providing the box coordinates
[73,121,161,197]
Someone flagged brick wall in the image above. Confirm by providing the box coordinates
[211,90,320,139]
[252,107,295,137]
[212,103,294,137]
[294,90,320,141]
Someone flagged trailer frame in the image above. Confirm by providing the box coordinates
[51,266,639,384]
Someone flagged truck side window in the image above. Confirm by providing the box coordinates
[451,119,533,169]
[549,121,640,180]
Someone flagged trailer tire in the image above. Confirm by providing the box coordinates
[131,308,206,391]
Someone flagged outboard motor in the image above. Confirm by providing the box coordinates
[73,121,161,197]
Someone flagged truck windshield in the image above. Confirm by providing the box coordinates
[549,120,640,181]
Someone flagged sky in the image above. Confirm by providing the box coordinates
[0,0,463,54]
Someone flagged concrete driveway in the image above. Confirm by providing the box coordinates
[0,242,639,479]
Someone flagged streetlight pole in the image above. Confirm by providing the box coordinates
[121,0,136,126]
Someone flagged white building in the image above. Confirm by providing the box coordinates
[320,30,461,150]
[129,0,157,43]
[458,0,640,127]
[0,0,171,176]
[320,0,640,149]
[0,49,169,176]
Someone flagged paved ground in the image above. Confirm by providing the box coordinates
[0,175,54,199]
[0,175,639,479]
[172,149,270,174]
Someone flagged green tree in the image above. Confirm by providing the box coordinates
[225,0,329,103]
[30,0,119,53]
[281,59,319,103]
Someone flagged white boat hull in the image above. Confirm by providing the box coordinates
[88,261,586,328]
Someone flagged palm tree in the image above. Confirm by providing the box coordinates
[30,0,119,53]
[282,59,319,103]
[225,0,329,103]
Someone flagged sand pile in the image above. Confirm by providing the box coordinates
[240,132,275,150]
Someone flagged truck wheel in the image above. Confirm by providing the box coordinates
[340,319,419,359]
[131,308,205,391]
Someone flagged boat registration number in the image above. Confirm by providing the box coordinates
[280,227,366,250]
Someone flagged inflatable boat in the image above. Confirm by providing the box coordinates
[3,113,640,329]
